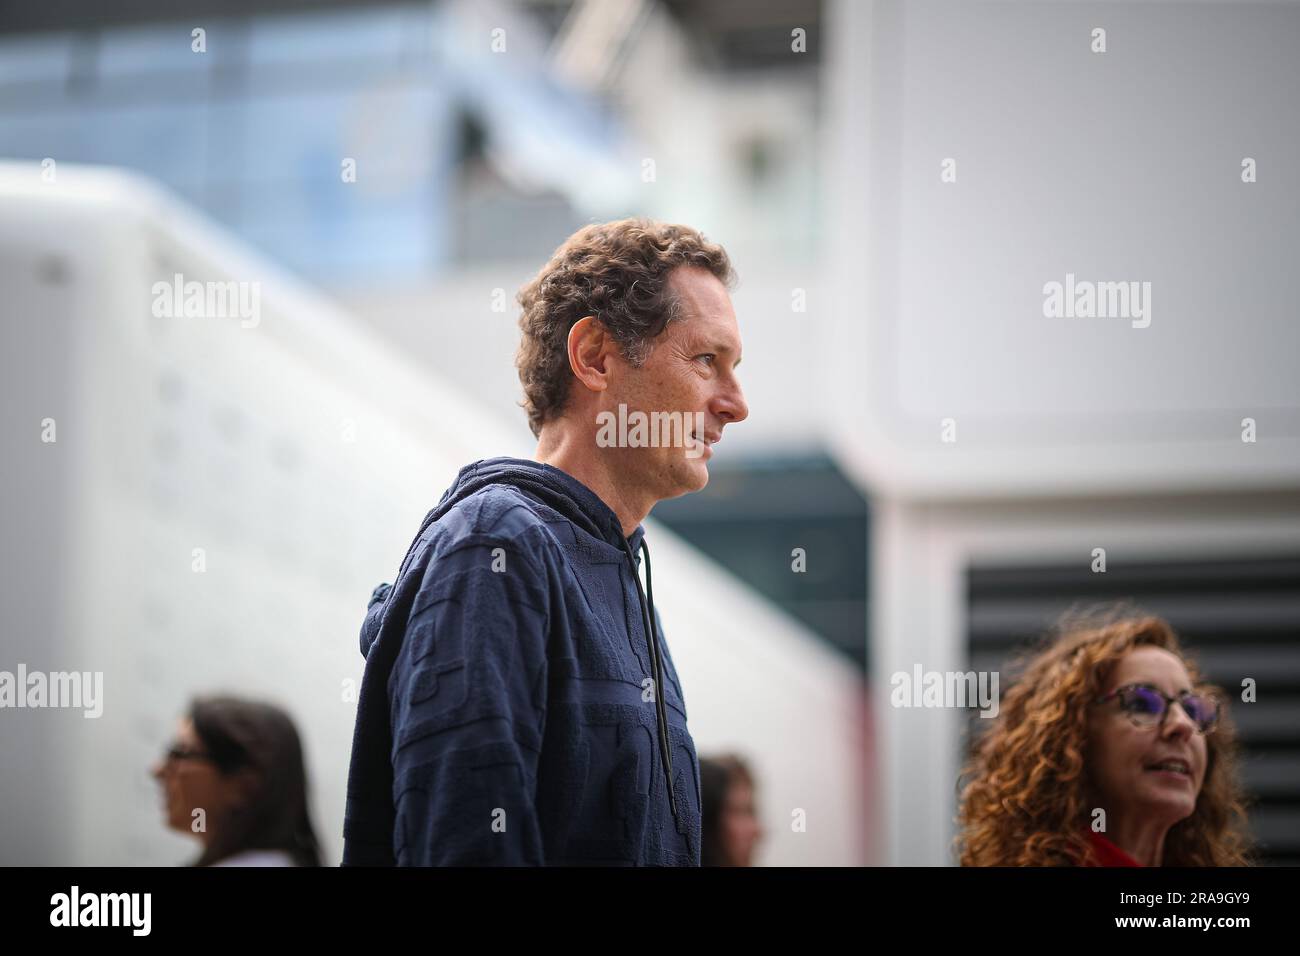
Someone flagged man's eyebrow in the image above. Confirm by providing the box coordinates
[713,343,742,368]
[690,337,742,368]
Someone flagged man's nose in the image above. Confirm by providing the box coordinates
[715,379,749,426]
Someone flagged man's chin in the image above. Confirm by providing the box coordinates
[654,459,708,500]
[683,457,710,492]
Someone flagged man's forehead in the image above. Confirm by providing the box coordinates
[672,310,743,362]
[668,269,741,348]
[669,264,731,306]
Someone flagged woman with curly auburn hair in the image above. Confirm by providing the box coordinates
[956,610,1252,866]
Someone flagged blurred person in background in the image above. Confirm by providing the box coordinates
[151,695,322,866]
[700,754,764,866]
[957,609,1252,866]
[343,218,749,865]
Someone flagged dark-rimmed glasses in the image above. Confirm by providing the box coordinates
[1095,683,1219,735]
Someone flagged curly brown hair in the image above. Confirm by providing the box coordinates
[514,218,735,438]
[956,608,1253,866]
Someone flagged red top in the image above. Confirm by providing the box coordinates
[1085,830,1142,867]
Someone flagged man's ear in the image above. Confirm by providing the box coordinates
[567,316,611,393]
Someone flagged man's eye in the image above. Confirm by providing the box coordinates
[696,354,716,365]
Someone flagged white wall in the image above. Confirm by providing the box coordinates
[825,0,1300,499]
[822,0,1300,863]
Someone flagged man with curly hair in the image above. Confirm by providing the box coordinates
[342,218,748,865]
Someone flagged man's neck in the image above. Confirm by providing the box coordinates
[535,430,647,538]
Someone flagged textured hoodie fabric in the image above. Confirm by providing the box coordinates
[342,457,701,865]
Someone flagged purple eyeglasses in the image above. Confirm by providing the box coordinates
[1095,683,1220,735]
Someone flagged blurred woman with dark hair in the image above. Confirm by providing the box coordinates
[699,754,764,866]
[957,609,1252,866]
[151,695,321,866]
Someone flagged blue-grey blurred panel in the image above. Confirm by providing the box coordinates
[238,91,359,184]
[240,206,438,282]
[79,103,210,193]
[225,85,453,274]
[0,111,83,164]
[0,31,75,87]
[246,6,409,86]
[0,2,624,283]
[235,87,453,185]
[97,22,217,76]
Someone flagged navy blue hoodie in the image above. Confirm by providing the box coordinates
[341,457,701,865]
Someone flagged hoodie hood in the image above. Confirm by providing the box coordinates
[360,457,645,661]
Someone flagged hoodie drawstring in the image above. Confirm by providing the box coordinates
[623,536,679,825]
